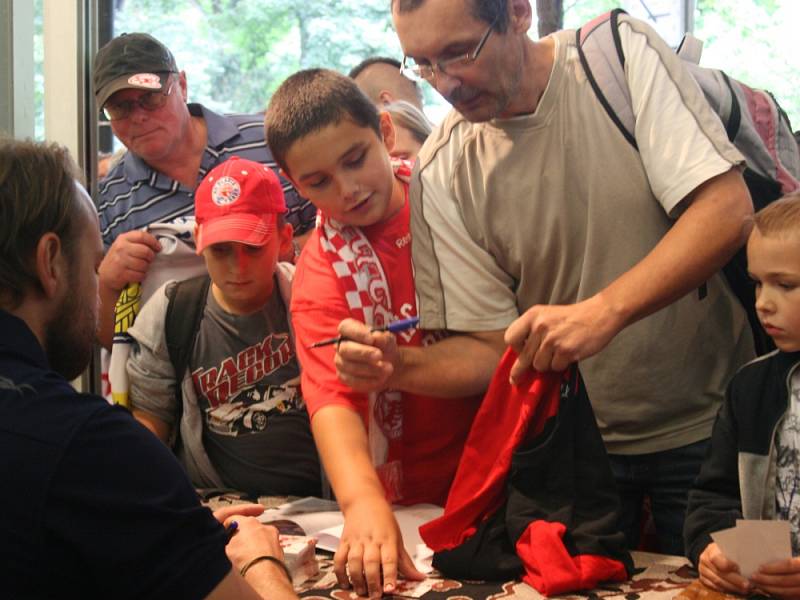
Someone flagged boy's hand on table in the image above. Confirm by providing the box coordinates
[698,542,751,595]
[750,557,800,599]
[335,318,401,393]
[336,496,424,598]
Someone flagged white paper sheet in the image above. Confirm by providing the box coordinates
[259,498,443,574]
[710,519,791,577]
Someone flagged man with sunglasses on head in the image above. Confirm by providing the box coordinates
[336,0,756,558]
[92,33,315,350]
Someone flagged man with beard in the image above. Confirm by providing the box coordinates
[0,139,297,599]
[335,0,756,562]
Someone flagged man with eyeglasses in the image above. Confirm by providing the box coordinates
[92,33,315,350]
[336,0,756,557]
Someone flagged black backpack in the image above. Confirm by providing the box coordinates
[163,274,211,445]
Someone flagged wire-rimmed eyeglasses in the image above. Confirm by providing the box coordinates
[400,19,497,82]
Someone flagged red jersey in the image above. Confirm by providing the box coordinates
[291,199,480,505]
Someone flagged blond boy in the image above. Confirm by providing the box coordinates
[685,192,800,599]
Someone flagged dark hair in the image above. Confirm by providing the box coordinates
[392,0,509,33]
[265,68,382,176]
[348,56,403,79]
[0,138,83,308]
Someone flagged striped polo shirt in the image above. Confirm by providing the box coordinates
[97,103,316,248]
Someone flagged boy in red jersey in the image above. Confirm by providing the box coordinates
[266,69,489,598]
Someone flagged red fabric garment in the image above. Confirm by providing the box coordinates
[291,193,480,506]
[420,349,630,595]
[517,521,629,596]
[419,349,562,549]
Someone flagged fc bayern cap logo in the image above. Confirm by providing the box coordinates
[211,176,241,206]
[127,73,162,88]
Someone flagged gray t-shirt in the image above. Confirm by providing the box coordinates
[410,17,754,455]
[191,282,319,496]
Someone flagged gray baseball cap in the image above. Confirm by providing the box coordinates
[94,33,178,108]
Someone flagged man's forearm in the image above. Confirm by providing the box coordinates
[240,563,297,600]
[390,329,505,397]
[596,168,753,329]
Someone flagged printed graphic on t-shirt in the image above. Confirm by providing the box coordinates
[192,333,303,437]
[776,371,800,554]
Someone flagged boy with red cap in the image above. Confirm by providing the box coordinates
[126,157,320,498]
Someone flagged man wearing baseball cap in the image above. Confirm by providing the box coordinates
[125,157,321,499]
[93,32,315,350]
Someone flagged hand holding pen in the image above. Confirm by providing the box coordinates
[328,317,419,394]
[307,316,419,349]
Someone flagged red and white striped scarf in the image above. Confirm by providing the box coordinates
[317,160,412,502]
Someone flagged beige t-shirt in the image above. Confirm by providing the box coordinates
[411,15,755,454]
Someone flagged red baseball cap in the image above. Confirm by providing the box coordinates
[195,157,287,254]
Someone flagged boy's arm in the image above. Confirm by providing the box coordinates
[291,249,423,596]
[684,390,744,566]
[126,283,182,443]
[335,320,505,397]
[310,406,423,598]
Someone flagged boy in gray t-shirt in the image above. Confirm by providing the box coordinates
[127,157,320,497]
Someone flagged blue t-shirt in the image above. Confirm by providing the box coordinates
[0,310,230,599]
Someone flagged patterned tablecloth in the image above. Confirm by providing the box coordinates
[297,551,699,600]
[203,495,726,600]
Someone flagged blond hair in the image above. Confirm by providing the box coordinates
[753,191,800,238]
[385,100,432,145]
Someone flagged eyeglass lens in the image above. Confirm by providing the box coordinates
[103,85,171,121]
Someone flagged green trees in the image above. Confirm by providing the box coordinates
[111,0,799,126]
[695,0,799,128]
[115,0,401,113]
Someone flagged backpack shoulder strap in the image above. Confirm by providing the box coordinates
[165,275,211,389]
[576,8,637,150]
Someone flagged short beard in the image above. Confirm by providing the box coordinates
[45,268,97,382]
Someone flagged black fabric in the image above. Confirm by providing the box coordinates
[165,274,212,405]
[164,274,210,454]
[433,370,632,580]
[433,507,524,581]
[0,310,231,599]
[684,350,800,565]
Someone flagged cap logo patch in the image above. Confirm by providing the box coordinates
[211,176,241,206]
[127,73,162,88]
